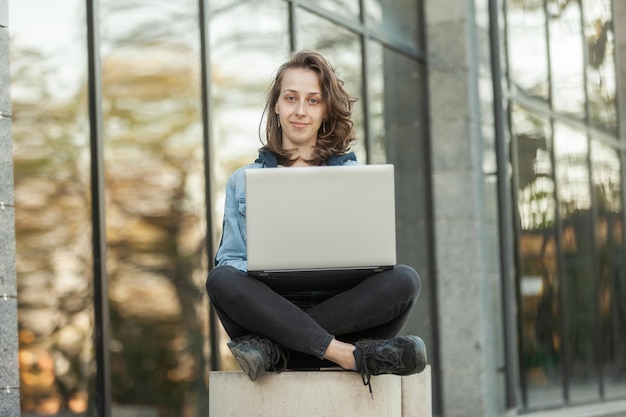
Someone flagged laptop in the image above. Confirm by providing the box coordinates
[245,164,396,290]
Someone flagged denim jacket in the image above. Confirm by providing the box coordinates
[215,150,359,272]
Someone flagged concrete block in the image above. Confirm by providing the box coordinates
[0,387,21,417]
[430,120,477,171]
[427,70,470,123]
[425,0,467,25]
[437,273,481,318]
[0,204,16,296]
[209,367,432,417]
[426,22,469,72]
[0,28,10,116]
[439,320,484,370]
[440,367,487,417]
[0,118,14,205]
[434,221,483,272]
[432,171,480,220]
[0,296,19,387]
[402,366,432,417]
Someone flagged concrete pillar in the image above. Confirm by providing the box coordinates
[0,0,21,415]
[424,0,506,416]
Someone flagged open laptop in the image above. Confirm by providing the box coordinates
[245,164,396,290]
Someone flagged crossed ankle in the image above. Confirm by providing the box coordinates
[353,335,427,397]
[227,334,289,381]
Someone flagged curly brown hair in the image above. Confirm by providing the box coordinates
[259,50,358,166]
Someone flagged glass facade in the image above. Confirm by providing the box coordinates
[8,0,626,414]
[10,1,95,415]
[100,1,209,415]
[9,0,428,415]
[506,0,626,410]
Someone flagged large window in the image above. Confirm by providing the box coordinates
[99,1,209,414]
[507,0,625,411]
[10,2,95,415]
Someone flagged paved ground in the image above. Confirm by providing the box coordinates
[524,399,626,417]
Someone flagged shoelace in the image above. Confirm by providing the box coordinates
[356,344,403,399]
[257,338,289,372]
[356,352,374,399]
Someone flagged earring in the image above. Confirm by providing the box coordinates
[276,114,281,128]
[322,121,326,133]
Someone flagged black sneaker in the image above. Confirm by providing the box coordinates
[227,334,289,381]
[354,335,427,397]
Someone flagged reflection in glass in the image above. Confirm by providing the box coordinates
[100,1,209,415]
[582,0,617,133]
[376,47,429,267]
[297,8,366,162]
[9,1,95,415]
[548,0,585,119]
[554,124,590,213]
[360,44,432,351]
[209,0,290,369]
[590,140,626,399]
[506,0,549,99]
[512,106,563,408]
[368,41,385,164]
[475,0,496,174]
[313,0,360,20]
[363,0,421,50]
[554,122,599,403]
[378,48,427,171]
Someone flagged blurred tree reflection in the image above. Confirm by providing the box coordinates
[102,0,208,414]
[101,41,208,415]
[12,42,95,415]
[12,23,209,417]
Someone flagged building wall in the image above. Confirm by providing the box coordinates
[4,1,626,416]
[425,0,507,416]
[0,0,21,415]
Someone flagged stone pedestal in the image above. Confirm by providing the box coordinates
[209,366,431,417]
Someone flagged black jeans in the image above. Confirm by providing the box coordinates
[206,264,421,369]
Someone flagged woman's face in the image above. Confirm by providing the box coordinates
[275,67,327,153]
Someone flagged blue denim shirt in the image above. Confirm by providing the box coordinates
[215,150,359,272]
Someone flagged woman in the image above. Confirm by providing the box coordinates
[206,50,426,394]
